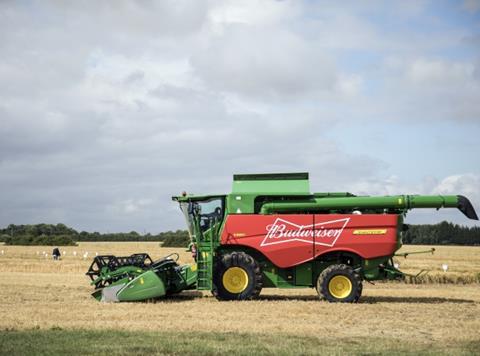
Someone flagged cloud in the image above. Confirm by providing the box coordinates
[0,1,478,232]
[431,174,480,199]
[191,24,338,99]
[109,198,154,215]
[352,56,480,123]
[405,59,476,86]
[463,0,480,13]
[208,0,299,26]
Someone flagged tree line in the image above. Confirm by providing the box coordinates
[404,221,480,245]
[0,223,189,247]
[0,221,478,246]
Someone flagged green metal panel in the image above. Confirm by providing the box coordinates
[260,262,299,288]
[117,270,166,301]
[179,264,198,290]
[295,262,313,286]
[276,267,296,287]
[262,264,278,288]
[232,172,310,194]
[362,257,388,280]
[226,194,256,214]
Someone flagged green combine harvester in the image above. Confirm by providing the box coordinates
[87,172,477,303]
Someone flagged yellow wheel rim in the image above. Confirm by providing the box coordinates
[328,275,352,299]
[222,267,249,294]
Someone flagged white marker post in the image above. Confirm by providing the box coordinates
[442,264,448,272]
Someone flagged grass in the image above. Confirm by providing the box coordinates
[1,329,479,356]
[0,242,479,354]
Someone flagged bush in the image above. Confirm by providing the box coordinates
[4,234,77,246]
[161,231,190,247]
[0,224,184,242]
[404,221,480,245]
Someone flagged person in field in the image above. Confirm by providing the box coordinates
[52,247,61,260]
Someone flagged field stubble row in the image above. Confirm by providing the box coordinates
[0,243,479,283]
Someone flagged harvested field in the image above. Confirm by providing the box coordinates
[0,242,479,355]
[393,245,480,283]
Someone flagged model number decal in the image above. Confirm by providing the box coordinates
[353,229,387,235]
[232,233,246,237]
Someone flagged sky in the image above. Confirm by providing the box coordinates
[0,0,479,233]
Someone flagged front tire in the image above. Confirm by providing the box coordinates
[317,264,362,303]
[213,251,262,300]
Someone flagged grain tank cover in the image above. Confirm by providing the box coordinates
[232,172,310,194]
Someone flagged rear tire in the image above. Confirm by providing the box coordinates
[317,264,362,303]
[213,251,262,301]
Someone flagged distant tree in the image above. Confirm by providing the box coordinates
[4,233,76,246]
[161,230,190,247]
[404,221,480,245]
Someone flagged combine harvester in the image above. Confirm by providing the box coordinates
[87,173,477,302]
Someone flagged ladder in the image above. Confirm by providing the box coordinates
[196,219,216,290]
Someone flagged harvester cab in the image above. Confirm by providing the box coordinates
[175,195,227,289]
[178,195,226,241]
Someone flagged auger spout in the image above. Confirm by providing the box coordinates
[457,195,479,220]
